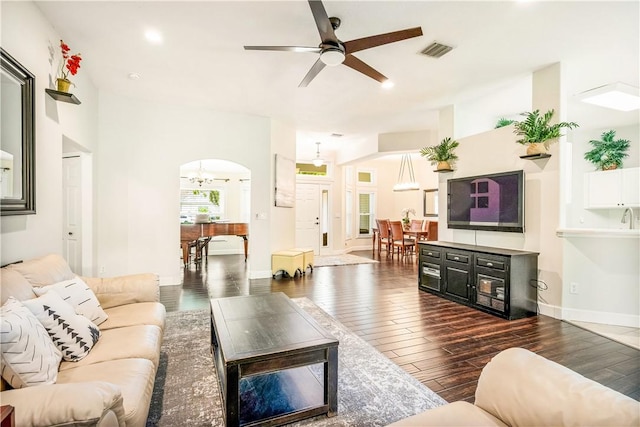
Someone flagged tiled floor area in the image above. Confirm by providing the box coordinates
[570,321,640,350]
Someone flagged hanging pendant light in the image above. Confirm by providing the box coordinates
[393,154,420,192]
[312,142,324,167]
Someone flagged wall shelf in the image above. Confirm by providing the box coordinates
[433,168,454,173]
[45,88,81,105]
[520,153,551,160]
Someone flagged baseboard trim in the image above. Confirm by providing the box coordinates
[249,269,272,279]
[159,275,181,286]
[539,302,640,327]
[561,307,640,328]
[537,302,562,319]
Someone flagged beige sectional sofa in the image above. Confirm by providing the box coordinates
[389,347,640,427]
[0,254,166,427]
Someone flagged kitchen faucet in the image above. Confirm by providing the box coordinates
[621,208,635,230]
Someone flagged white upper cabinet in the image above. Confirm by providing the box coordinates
[584,167,639,209]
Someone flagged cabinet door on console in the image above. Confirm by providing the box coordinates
[419,246,442,292]
[474,254,509,315]
[443,250,472,301]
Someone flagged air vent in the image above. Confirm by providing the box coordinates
[421,42,453,58]
[330,133,343,138]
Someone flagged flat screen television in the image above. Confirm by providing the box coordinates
[447,170,524,233]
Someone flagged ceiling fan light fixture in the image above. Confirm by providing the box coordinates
[320,48,345,66]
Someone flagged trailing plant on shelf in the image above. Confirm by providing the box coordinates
[192,189,220,206]
[495,117,514,129]
[419,137,459,171]
[512,109,579,155]
[584,130,630,171]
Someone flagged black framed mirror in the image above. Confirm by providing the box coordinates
[1,48,35,215]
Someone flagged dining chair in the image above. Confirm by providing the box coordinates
[407,219,426,242]
[425,220,438,241]
[375,219,391,256]
[389,220,416,259]
[410,219,425,231]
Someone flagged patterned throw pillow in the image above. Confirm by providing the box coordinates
[22,291,101,362]
[0,297,62,388]
[33,276,108,325]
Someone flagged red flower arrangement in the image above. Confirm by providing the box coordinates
[59,40,82,81]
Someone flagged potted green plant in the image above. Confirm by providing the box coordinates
[584,130,630,171]
[494,117,514,129]
[420,137,459,171]
[512,109,578,155]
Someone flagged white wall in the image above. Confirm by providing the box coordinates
[0,3,297,282]
[269,120,296,258]
[560,123,640,327]
[437,63,566,311]
[562,238,639,326]
[1,1,99,267]
[97,93,278,283]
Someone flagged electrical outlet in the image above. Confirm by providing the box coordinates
[570,282,579,294]
[100,266,105,274]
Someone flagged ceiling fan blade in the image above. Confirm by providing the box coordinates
[299,57,327,87]
[342,55,387,83]
[308,0,338,43]
[244,46,321,53]
[344,27,423,54]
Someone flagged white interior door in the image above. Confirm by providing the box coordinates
[295,183,320,254]
[62,156,82,273]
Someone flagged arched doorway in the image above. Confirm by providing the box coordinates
[179,159,251,264]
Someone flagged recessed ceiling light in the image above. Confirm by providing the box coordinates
[577,82,640,112]
[144,29,163,44]
[128,73,141,80]
[381,80,395,89]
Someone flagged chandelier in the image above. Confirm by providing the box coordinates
[188,162,213,187]
[393,154,419,192]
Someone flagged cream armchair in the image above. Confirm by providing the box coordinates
[388,347,639,427]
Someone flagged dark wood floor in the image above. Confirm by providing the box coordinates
[160,251,640,403]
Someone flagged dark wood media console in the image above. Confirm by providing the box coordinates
[418,241,539,320]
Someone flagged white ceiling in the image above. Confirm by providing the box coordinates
[36,1,639,159]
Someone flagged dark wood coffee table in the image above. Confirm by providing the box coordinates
[210,292,339,427]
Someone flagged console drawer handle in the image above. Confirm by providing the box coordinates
[427,252,433,256]
[454,256,460,261]
[487,262,493,267]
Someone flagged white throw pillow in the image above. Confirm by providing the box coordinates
[22,291,101,362]
[0,297,62,388]
[33,276,108,325]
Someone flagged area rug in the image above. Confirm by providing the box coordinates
[146,299,445,427]
[313,254,379,268]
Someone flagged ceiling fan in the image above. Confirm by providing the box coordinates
[244,0,423,87]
